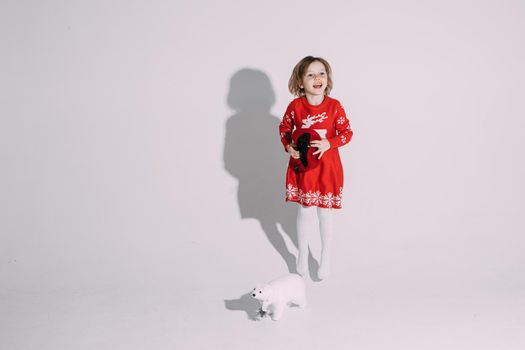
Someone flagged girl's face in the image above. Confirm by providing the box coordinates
[301,61,328,97]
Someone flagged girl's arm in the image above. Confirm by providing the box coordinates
[328,101,353,148]
[279,103,295,152]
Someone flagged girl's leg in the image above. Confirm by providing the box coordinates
[296,205,317,277]
[317,207,334,279]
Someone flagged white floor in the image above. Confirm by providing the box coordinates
[2,256,524,350]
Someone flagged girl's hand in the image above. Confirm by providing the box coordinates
[287,144,300,159]
[311,139,331,159]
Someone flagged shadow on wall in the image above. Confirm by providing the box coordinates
[223,68,298,273]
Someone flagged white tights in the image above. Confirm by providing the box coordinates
[296,205,334,279]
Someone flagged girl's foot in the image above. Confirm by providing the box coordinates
[296,257,308,277]
[318,262,331,280]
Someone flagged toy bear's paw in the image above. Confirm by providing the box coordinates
[257,308,268,319]
[270,312,283,321]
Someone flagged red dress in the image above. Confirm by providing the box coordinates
[279,96,353,209]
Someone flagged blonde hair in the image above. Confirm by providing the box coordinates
[288,56,333,97]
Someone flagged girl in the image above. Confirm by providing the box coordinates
[279,56,353,279]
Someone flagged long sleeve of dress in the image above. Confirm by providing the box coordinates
[328,101,353,148]
[279,103,295,152]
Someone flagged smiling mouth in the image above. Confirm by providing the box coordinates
[313,84,322,89]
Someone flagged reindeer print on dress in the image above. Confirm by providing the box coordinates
[301,112,328,128]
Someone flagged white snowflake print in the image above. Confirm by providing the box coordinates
[336,187,343,207]
[334,193,342,207]
[310,191,321,205]
[322,192,336,208]
[337,116,346,125]
[340,135,347,144]
[302,190,320,206]
[286,184,298,200]
[302,112,328,128]
[286,186,343,209]
[298,190,308,206]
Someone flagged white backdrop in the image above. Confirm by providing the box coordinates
[2,1,524,349]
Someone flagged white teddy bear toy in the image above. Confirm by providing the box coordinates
[251,273,307,321]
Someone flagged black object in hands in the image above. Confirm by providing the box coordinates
[296,132,311,168]
[289,128,321,173]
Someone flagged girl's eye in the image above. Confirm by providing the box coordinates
[319,72,326,76]
[306,74,313,78]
